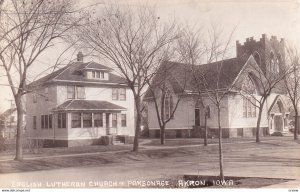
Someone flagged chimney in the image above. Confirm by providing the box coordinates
[77,51,84,62]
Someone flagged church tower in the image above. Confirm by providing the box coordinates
[236,34,285,74]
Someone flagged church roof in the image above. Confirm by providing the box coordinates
[144,57,248,98]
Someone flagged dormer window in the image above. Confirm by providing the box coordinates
[92,71,105,79]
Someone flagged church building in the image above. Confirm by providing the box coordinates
[145,34,290,138]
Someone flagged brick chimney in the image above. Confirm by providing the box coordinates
[77,51,84,62]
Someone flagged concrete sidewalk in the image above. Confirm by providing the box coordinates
[0,139,262,162]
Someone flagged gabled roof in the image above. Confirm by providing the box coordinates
[0,108,17,118]
[77,61,113,71]
[27,61,127,90]
[52,100,126,112]
[144,57,248,98]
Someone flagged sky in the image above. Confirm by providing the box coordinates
[0,0,300,112]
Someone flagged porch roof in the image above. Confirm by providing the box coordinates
[52,100,126,112]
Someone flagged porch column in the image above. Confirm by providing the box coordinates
[102,113,106,128]
[109,113,112,128]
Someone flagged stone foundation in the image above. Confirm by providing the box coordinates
[149,129,191,138]
[149,127,269,138]
[29,135,134,148]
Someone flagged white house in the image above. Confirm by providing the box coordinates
[26,52,135,147]
[145,34,290,138]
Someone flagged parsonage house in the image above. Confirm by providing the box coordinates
[145,34,290,138]
[26,52,135,147]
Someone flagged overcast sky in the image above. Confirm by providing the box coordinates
[0,0,299,112]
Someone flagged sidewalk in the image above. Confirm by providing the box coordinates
[0,139,265,162]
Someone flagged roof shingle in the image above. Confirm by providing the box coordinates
[53,100,126,111]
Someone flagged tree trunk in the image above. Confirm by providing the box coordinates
[256,106,264,143]
[160,126,165,145]
[14,95,23,161]
[133,97,141,152]
[204,115,207,146]
[294,109,298,140]
[217,106,224,180]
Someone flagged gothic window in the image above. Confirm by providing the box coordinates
[269,51,279,73]
[270,51,275,72]
[243,96,256,118]
[164,91,174,120]
[242,75,256,94]
[253,52,261,66]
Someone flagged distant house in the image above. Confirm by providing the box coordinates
[0,108,25,139]
[145,34,290,138]
[26,52,135,147]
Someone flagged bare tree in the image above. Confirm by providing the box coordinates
[0,0,79,160]
[177,25,235,180]
[74,3,178,152]
[176,26,211,145]
[237,47,291,143]
[145,62,186,145]
[283,45,300,140]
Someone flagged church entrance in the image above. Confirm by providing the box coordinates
[274,115,283,132]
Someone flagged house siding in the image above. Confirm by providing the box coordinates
[26,83,135,146]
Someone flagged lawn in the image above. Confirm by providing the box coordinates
[0,138,299,188]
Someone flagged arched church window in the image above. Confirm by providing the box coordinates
[253,52,261,66]
[242,75,256,94]
[164,90,174,120]
[270,51,275,72]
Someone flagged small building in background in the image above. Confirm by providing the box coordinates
[0,108,25,139]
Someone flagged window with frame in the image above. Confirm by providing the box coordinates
[96,71,100,78]
[94,113,103,127]
[41,115,45,129]
[112,88,118,100]
[71,113,81,128]
[76,86,85,99]
[67,86,75,99]
[121,114,126,127]
[49,114,52,129]
[243,96,256,118]
[112,113,117,127]
[164,93,174,120]
[45,115,49,129]
[119,88,126,101]
[58,113,66,128]
[82,113,92,128]
[33,116,37,129]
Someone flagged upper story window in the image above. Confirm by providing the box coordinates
[67,86,85,99]
[112,88,126,101]
[92,71,105,79]
[67,86,75,99]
